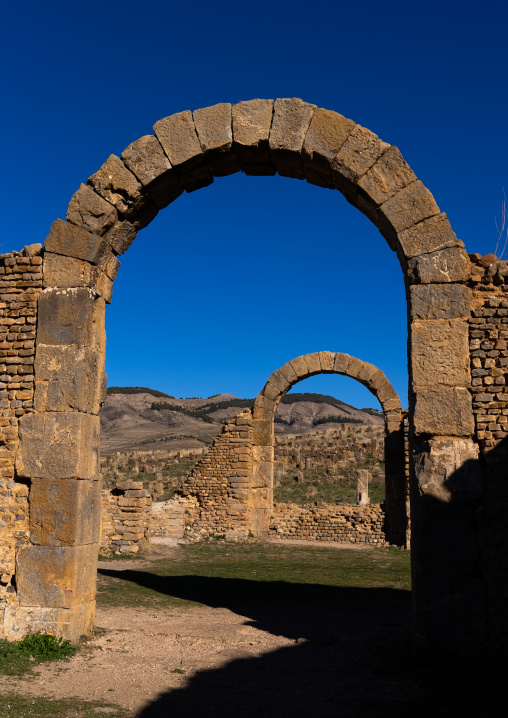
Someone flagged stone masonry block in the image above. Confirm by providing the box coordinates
[266,369,289,393]
[345,356,364,378]
[103,252,120,281]
[377,382,398,403]
[45,219,112,268]
[261,380,281,402]
[410,284,472,320]
[232,99,274,174]
[16,412,100,480]
[34,345,104,414]
[397,213,462,259]
[381,395,402,412]
[4,601,95,642]
[43,253,113,304]
[103,220,137,255]
[407,247,471,284]
[411,319,470,388]
[358,146,416,206]
[87,154,158,229]
[369,369,390,392]
[17,543,98,608]
[319,351,336,372]
[304,352,321,375]
[277,361,299,386]
[37,288,97,347]
[154,110,213,192]
[379,180,440,235]
[357,362,378,385]
[66,183,118,236]
[413,386,474,436]
[193,103,239,176]
[334,353,351,374]
[253,394,276,415]
[289,355,310,380]
[302,108,355,188]
[121,135,183,209]
[29,478,101,547]
[331,125,390,185]
[252,418,273,446]
[269,98,316,179]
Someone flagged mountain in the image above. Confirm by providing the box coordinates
[99,388,383,455]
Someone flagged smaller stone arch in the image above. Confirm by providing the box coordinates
[251,352,407,544]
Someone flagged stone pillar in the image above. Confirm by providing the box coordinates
[356,469,370,506]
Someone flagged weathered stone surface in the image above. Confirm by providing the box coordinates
[379,180,440,235]
[345,356,364,378]
[408,247,471,283]
[251,446,273,489]
[232,99,274,174]
[318,351,336,372]
[356,469,370,505]
[414,437,482,503]
[303,352,321,375]
[37,288,97,347]
[253,394,276,415]
[397,213,463,259]
[413,386,474,436]
[302,109,355,187]
[87,154,158,229]
[121,135,183,209]
[252,417,273,446]
[269,98,316,179]
[34,345,104,414]
[332,125,390,185]
[261,380,281,402]
[4,601,95,642]
[289,355,310,379]
[266,369,288,393]
[45,219,111,267]
[29,479,101,547]
[193,103,239,176]
[411,320,470,388]
[103,220,137,255]
[357,362,378,385]
[410,284,472,320]
[358,146,416,206]
[103,252,120,281]
[153,110,213,192]
[16,412,100,480]
[278,360,299,386]
[66,184,118,236]
[334,353,351,373]
[43,253,113,304]
[17,544,98,608]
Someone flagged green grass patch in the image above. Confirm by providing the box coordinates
[0,694,129,717]
[0,633,78,676]
[96,541,411,610]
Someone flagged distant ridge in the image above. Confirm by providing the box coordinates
[106,386,173,399]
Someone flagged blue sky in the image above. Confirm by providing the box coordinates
[2,0,507,409]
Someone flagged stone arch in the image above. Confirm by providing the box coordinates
[5,99,476,651]
[251,352,406,544]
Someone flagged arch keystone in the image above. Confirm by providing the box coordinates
[319,351,336,372]
[269,98,316,179]
[232,99,275,175]
[303,352,321,375]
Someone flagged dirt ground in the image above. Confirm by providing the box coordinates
[1,543,417,717]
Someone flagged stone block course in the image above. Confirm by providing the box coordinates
[121,134,183,209]
[302,108,355,187]
[269,98,316,179]
[232,99,274,175]
[193,103,239,176]
[66,183,118,236]
[37,288,98,348]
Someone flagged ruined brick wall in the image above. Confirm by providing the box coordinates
[0,246,43,610]
[150,497,198,540]
[270,502,386,544]
[179,410,253,539]
[468,254,508,645]
[100,482,151,554]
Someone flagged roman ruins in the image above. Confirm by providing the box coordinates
[0,98,505,654]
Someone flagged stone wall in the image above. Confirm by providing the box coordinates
[179,410,253,539]
[100,482,152,554]
[0,246,43,614]
[269,502,386,544]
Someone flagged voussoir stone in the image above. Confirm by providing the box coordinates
[154,110,213,192]
[193,103,239,177]
[43,253,113,304]
[302,108,355,188]
[410,284,472,320]
[278,361,299,386]
[331,125,390,185]
[379,180,440,235]
[29,478,101,547]
[334,353,351,374]
[87,154,159,229]
[102,220,137,255]
[408,247,471,284]
[397,213,463,259]
[34,345,104,414]
[269,98,316,179]
[16,412,100,480]
[358,146,417,206]
[17,544,98,608]
[121,135,183,209]
[319,351,336,372]
[232,99,274,174]
[357,362,379,385]
[304,352,321,375]
[66,184,118,236]
[289,355,310,379]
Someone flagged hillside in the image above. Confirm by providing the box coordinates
[100,387,383,454]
